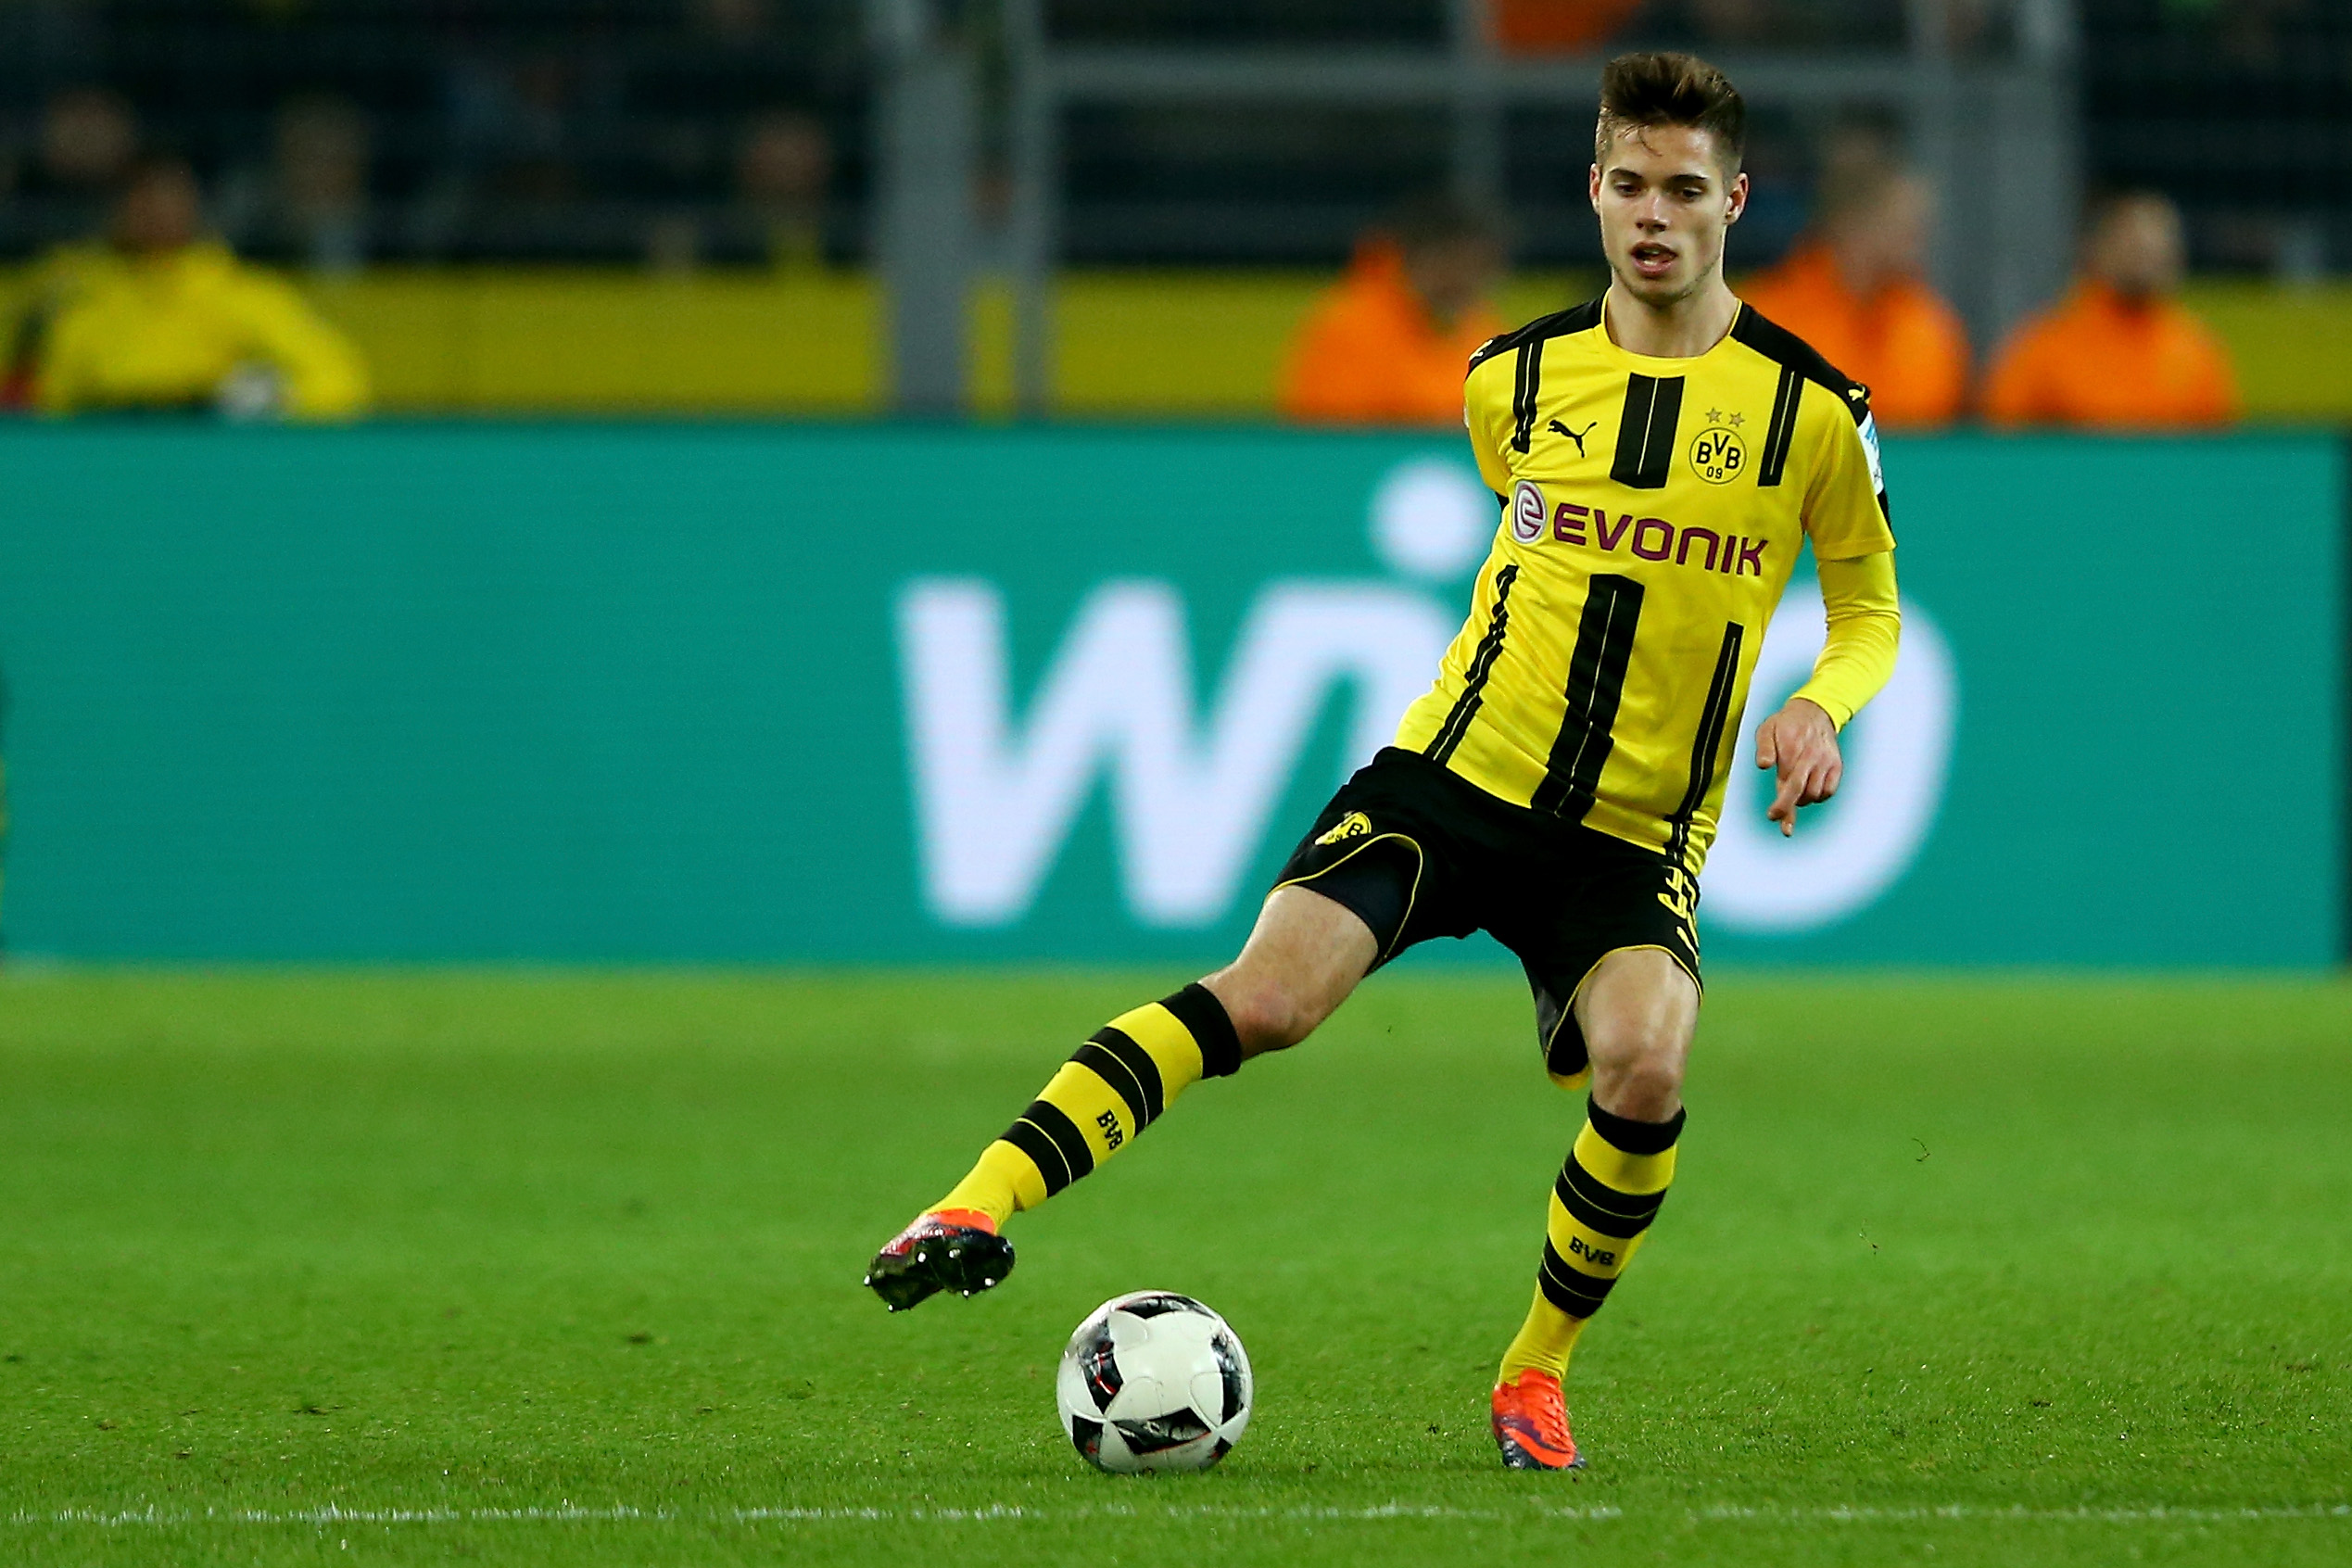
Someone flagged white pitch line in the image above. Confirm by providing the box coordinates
[11,1501,2348,1529]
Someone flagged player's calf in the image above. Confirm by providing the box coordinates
[1202,885,1380,1060]
[864,984,1245,1314]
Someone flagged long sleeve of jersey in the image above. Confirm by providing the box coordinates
[1790,550,1900,730]
[234,273,369,420]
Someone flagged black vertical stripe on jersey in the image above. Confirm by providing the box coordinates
[1664,622,1746,864]
[1758,363,1803,487]
[1510,340,1544,453]
[1609,374,1684,489]
[1426,563,1520,765]
[1530,575,1645,819]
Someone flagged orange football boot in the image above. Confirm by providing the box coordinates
[1489,1369,1584,1471]
[862,1208,1015,1312]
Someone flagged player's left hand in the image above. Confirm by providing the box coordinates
[1754,697,1841,838]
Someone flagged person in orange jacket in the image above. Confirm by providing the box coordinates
[1981,190,2239,430]
[1486,0,1646,53]
[1278,196,1508,426]
[1739,158,1970,429]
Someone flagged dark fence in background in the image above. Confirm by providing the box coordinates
[0,1,2345,274]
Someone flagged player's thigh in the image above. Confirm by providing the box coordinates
[1574,946,1700,1110]
[1211,749,1478,1058]
[1503,829,1701,1096]
[1204,885,1381,1058]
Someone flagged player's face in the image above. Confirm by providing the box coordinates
[1588,126,1747,307]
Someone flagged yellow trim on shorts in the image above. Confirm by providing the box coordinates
[1544,942,1703,1092]
[1273,831,1425,962]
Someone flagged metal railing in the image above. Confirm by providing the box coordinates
[872,0,2080,412]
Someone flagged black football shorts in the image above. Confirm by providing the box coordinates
[1271,746,1702,1087]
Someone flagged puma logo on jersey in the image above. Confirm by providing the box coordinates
[1315,811,1372,846]
[1548,418,1596,457]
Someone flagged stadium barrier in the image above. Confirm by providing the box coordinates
[0,424,2339,966]
[10,266,2350,420]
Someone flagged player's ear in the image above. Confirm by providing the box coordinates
[1587,162,1603,215]
[1724,170,1750,225]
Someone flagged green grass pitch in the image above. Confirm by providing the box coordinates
[1,968,2346,1566]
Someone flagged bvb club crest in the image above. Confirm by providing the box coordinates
[1689,425,1745,485]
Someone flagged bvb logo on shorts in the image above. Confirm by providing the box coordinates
[1315,811,1372,846]
[1689,427,1745,485]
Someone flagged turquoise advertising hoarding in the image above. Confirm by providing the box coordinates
[0,424,2338,966]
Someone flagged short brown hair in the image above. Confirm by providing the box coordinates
[1595,52,1746,171]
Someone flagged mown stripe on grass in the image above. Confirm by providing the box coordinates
[14,1503,2350,1528]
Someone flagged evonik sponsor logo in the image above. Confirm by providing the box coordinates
[1512,480,1768,575]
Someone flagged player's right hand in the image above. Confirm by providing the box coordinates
[1755,697,1842,837]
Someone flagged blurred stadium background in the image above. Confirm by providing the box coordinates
[0,7,2347,1562]
[1,0,2348,418]
[0,0,2343,967]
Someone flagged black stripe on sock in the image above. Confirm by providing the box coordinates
[1588,1101,1687,1155]
[1071,1041,1152,1133]
[1081,1028,1165,1125]
[1538,1242,1616,1317]
[1074,1040,1155,1132]
[1758,362,1802,487]
[1556,1157,1667,1236]
[1005,1100,1094,1195]
[1529,574,1643,820]
[1000,1117,1073,1195]
[1609,373,1684,489]
[1425,563,1519,766]
[1161,982,1243,1079]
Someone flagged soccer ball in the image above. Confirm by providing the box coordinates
[1056,1290,1252,1473]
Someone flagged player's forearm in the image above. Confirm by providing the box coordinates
[1790,551,1900,730]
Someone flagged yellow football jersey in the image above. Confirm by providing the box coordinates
[1394,298,1897,876]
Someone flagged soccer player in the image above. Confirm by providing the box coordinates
[866,52,1902,1473]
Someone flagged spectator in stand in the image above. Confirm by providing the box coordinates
[4,89,143,406]
[273,96,372,274]
[1739,153,1969,428]
[22,88,140,233]
[1981,190,2239,429]
[736,110,833,271]
[221,96,373,274]
[37,157,369,420]
[1278,196,1509,427]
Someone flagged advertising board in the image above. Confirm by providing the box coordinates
[0,425,2336,965]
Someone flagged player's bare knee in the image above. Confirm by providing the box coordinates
[1594,1058,1683,1121]
[1202,971,1319,1056]
[1585,1018,1687,1121]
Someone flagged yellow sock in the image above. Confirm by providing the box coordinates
[1498,1101,1685,1385]
[929,983,1241,1228]
[1498,1285,1589,1383]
